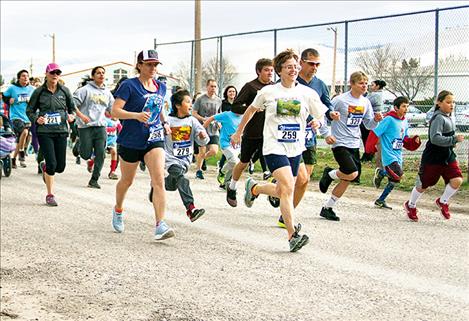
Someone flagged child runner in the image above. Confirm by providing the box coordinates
[149,89,209,221]
[365,96,421,209]
[231,49,327,252]
[105,112,121,179]
[404,90,464,221]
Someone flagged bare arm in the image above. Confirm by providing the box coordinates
[230,105,257,146]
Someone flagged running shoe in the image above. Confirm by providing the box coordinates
[289,224,309,252]
[40,161,46,183]
[75,156,81,165]
[244,177,258,208]
[19,152,26,168]
[403,201,418,222]
[72,141,80,157]
[226,186,237,207]
[87,160,94,173]
[374,199,392,210]
[108,172,118,180]
[154,221,175,240]
[112,208,124,233]
[11,158,17,169]
[219,183,226,190]
[320,207,340,221]
[201,160,207,171]
[435,198,451,219]
[319,167,333,193]
[195,170,204,180]
[187,208,205,222]
[139,161,146,172]
[217,171,225,185]
[373,168,385,189]
[248,161,254,174]
[88,179,101,189]
[277,215,286,229]
[46,194,58,207]
[263,171,272,180]
[267,177,280,208]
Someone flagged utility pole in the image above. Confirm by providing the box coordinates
[29,58,33,76]
[327,27,338,96]
[44,33,56,63]
[194,0,202,94]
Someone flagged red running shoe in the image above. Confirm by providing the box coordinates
[404,201,418,222]
[435,198,451,219]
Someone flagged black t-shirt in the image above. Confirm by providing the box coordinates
[232,78,273,139]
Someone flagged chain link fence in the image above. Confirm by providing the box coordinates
[155,5,469,166]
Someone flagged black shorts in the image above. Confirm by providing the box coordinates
[117,142,164,163]
[12,119,30,138]
[301,146,317,165]
[264,154,301,177]
[384,161,403,183]
[240,137,263,164]
[332,146,361,182]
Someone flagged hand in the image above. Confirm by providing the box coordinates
[202,119,210,128]
[67,114,75,123]
[136,112,150,123]
[230,132,241,147]
[329,111,340,121]
[163,122,172,135]
[374,112,383,122]
[325,135,336,145]
[308,119,320,130]
[80,114,90,124]
[414,136,421,145]
[36,116,46,125]
[198,131,207,139]
[9,98,14,105]
[456,134,464,142]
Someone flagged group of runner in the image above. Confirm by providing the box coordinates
[2,47,465,252]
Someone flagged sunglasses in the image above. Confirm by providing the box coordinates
[303,60,320,67]
[49,70,62,75]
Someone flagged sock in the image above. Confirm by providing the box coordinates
[114,207,123,214]
[110,160,118,172]
[408,187,422,208]
[88,159,94,167]
[252,184,258,196]
[440,184,458,204]
[378,181,395,202]
[229,179,237,190]
[324,195,339,208]
[328,170,339,180]
[379,169,386,177]
[187,203,195,212]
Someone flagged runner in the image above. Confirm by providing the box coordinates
[3,69,35,168]
[149,89,209,222]
[73,66,115,188]
[318,71,382,221]
[404,90,464,221]
[105,112,121,180]
[231,49,327,252]
[26,63,76,206]
[226,58,274,207]
[365,96,421,209]
[192,79,222,179]
[110,49,173,240]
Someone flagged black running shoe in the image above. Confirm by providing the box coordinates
[201,160,207,171]
[320,207,340,221]
[226,186,237,207]
[319,167,333,193]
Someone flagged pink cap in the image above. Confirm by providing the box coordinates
[46,63,61,73]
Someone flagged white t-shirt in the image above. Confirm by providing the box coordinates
[251,83,327,157]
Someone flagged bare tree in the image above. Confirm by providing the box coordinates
[356,44,434,100]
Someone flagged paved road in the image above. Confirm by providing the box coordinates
[1,154,468,321]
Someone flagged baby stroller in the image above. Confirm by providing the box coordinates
[0,130,16,179]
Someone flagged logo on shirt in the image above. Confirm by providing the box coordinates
[142,93,164,125]
[171,126,192,142]
[276,98,301,116]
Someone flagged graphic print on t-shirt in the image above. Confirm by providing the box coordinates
[276,98,301,116]
[171,126,193,158]
[142,93,164,125]
[346,105,364,127]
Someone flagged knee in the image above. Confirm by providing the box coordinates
[450,177,463,189]
[342,171,358,181]
[277,182,294,198]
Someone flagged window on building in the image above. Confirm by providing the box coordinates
[113,69,128,84]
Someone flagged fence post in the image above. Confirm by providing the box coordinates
[434,9,439,98]
[343,21,349,92]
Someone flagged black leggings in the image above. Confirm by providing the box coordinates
[37,133,68,176]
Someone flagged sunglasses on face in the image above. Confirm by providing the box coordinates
[303,60,320,67]
[49,70,62,76]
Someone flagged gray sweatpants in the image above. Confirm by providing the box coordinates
[221,146,240,186]
[78,126,107,181]
[165,164,193,209]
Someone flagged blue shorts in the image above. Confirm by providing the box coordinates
[264,154,301,177]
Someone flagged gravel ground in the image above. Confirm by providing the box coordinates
[1,154,468,321]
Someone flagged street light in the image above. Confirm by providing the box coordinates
[44,33,56,63]
[327,27,338,96]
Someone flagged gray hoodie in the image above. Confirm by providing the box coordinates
[73,81,114,128]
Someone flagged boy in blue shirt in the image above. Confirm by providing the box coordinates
[365,96,421,209]
[203,109,242,190]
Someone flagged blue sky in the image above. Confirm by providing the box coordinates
[1,1,467,83]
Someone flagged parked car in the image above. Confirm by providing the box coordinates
[455,105,469,132]
[406,105,427,127]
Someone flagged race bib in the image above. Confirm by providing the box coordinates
[392,138,403,150]
[346,114,363,127]
[148,125,164,142]
[173,141,193,158]
[305,127,314,147]
[44,112,61,126]
[17,93,30,103]
[278,124,300,143]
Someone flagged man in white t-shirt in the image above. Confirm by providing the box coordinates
[231,49,327,252]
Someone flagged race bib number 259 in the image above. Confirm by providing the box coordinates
[277,124,300,143]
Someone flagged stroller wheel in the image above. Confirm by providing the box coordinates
[3,155,12,177]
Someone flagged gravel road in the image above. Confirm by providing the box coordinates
[1,154,468,321]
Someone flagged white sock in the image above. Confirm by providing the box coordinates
[328,170,339,180]
[324,195,339,208]
[409,187,422,208]
[229,179,237,190]
[440,184,458,204]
